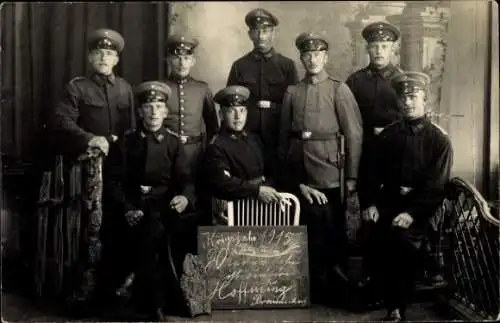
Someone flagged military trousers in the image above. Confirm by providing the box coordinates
[360,197,427,314]
[298,187,347,303]
[129,202,199,315]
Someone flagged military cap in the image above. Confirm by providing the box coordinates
[391,71,431,95]
[165,34,199,56]
[245,8,279,29]
[135,81,172,103]
[214,86,251,107]
[295,32,329,53]
[87,28,125,53]
[362,21,400,42]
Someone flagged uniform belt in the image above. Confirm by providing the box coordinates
[290,130,338,141]
[166,129,203,144]
[256,100,278,109]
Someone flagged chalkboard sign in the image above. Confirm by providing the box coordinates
[198,226,310,309]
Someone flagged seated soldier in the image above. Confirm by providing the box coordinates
[105,81,195,321]
[357,72,453,321]
[202,85,284,222]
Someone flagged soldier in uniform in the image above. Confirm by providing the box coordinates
[163,33,219,224]
[345,21,405,304]
[105,81,195,321]
[49,28,135,305]
[357,72,453,321]
[227,8,299,184]
[51,28,135,159]
[164,34,219,174]
[202,85,282,206]
[278,32,363,305]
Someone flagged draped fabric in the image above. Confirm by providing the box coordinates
[1,2,171,162]
[1,2,171,295]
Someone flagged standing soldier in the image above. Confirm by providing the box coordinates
[51,28,134,160]
[278,32,363,306]
[345,21,404,305]
[227,8,299,183]
[357,72,453,321]
[164,34,219,222]
[105,81,196,321]
[49,28,135,306]
[164,34,219,170]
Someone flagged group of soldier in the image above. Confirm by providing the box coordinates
[48,7,453,322]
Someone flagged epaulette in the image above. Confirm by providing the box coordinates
[328,75,342,83]
[208,134,219,145]
[208,133,219,145]
[165,128,180,138]
[191,77,208,86]
[68,76,87,85]
[431,122,448,136]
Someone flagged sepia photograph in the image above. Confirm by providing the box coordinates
[1,1,498,322]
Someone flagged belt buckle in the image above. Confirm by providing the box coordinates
[180,135,188,144]
[257,100,271,109]
[140,185,152,194]
[302,131,312,139]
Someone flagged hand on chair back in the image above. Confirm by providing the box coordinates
[258,186,282,204]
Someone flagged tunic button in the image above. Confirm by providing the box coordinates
[179,84,183,89]
[180,99,185,103]
[181,130,185,135]
[181,114,184,118]
[180,91,184,96]
[181,122,185,126]
[180,106,185,111]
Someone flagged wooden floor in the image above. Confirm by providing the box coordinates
[2,291,453,322]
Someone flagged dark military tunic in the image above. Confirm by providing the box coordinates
[51,73,135,158]
[104,126,196,313]
[345,63,404,133]
[163,74,219,178]
[357,116,453,314]
[105,126,195,214]
[202,128,268,200]
[227,49,299,180]
[358,117,453,221]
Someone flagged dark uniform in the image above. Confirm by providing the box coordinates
[227,8,299,182]
[51,29,135,159]
[278,33,363,304]
[163,35,219,178]
[203,86,269,201]
[345,22,404,202]
[357,72,453,320]
[49,29,135,304]
[345,22,404,302]
[105,81,196,320]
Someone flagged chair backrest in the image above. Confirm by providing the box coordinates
[226,193,300,226]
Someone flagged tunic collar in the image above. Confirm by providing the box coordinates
[366,63,398,79]
[304,69,329,84]
[168,73,192,84]
[251,48,276,61]
[221,127,248,140]
[139,125,167,143]
[91,72,116,86]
